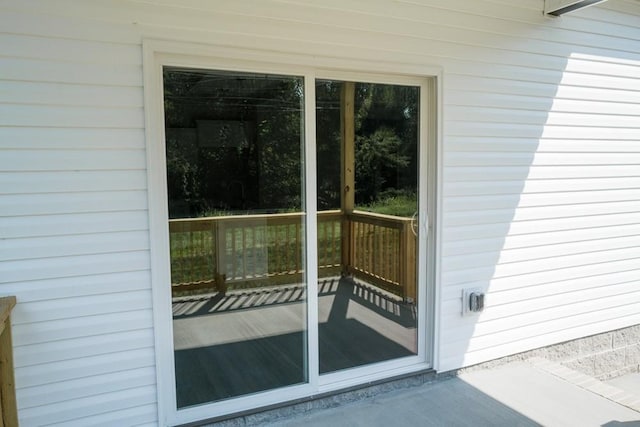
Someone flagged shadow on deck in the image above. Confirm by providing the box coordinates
[173,277,417,408]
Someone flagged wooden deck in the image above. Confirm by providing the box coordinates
[173,277,417,408]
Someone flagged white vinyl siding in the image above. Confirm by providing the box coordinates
[0,5,156,425]
[2,0,640,424]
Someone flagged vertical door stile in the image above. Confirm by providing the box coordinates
[305,72,320,388]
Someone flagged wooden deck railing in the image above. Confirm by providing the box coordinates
[346,211,417,301]
[0,296,17,427]
[169,210,416,299]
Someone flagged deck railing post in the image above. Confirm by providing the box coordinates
[0,296,17,427]
[215,221,227,295]
[340,82,356,276]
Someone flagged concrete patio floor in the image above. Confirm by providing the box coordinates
[264,359,640,427]
[607,373,640,397]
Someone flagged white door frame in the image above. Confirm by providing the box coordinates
[143,39,442,426]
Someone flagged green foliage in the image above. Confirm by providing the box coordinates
[164,71,419,220]
[164,68,303,218]
[355,127,410,203]
[358,191,417,217]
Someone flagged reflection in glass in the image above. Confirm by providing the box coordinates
[164,68,307,408]
[316,80,419,373]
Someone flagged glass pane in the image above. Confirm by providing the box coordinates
[316,79,419,374]
[164,68,307,408]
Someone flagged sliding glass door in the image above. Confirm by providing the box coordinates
[159,64,431,416]
[316,80,420,374]
[163,68,308,408]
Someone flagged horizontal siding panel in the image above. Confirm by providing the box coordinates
[446,75,640,103]
[0,170,147,194]
[443,223,640,257]
[562,57,640,79]
[443,201,640,227]
[0,149,146,171]
[443,246,640,280]
[446,91,556,111]
[443,75,553,97]
[445,152,640,167]
[19,385,156,427]
[550,111,640,129]
[446,122,640,139]
[0,10,140,44]
[47,403,158,427]
[2,231,150,262]
[549,71,640,91]
[0,81,144,108]
[541,125,640,140]
[15,329,154,367]
[0,104,144,128]
[441,267,640,301]
[13,310,154,348]
[444,189,640,211]
[442,235,640,271]
[444,180,640,196]
[17,367,156,410]
[448,84,640,106]
[0,251,150,283]
[0,34,141,65]
[444,165,640,185]
[444,177,640,195]
[462,260,639,297]
[0,271,151,303]
[446,137,640,153]
[15,349,155,390]
[452,54,640,84]
[0,127,145,149]
[446,107,640,128]
[445,212,640,238]
[0,57,142,86]
[1,191,148,217]
[447,92,640,115]
[13,290,152,326]
[555,84,640,103]
[519,139,640,153]
[446,62,570,87]
[485,279,640,313]
[0,211,149,239]
[442,257,639,289]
